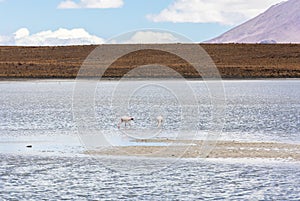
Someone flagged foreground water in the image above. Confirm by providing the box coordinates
[0,80,300,200]
[1,154,300,200]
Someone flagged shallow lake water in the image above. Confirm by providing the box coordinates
[0,80,300,200]
[1,80,299,142]
[1,154,300,200]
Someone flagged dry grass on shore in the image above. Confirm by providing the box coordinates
[0,44,299,79]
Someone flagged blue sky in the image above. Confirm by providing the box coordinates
[0,0,283,45]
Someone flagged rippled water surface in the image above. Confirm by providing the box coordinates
[1,154,300,200]
[1,80,300,200]
[1,80,299,142]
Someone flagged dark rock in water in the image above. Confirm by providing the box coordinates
[26,145,32,148]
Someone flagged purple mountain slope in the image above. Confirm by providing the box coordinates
[207,0,300,43]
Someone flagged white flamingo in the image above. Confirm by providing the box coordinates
[157,116,163,128]
[118,116,134,129]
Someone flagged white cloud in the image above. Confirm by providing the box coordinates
[109,31,182,44]
[58,0,124,9]
[0,28,104,46]
[58,0,79,8]
[14,28,30,39]
[147,0,284,25]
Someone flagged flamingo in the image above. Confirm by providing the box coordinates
[157,115,163,128]
[118,116,134,129]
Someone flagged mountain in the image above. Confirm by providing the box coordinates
[207,0,300,44]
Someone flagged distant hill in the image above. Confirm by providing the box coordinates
[207,0,300,44]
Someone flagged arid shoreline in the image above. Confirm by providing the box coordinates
[0,44,299,79]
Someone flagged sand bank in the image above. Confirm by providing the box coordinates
[86,139,300,161]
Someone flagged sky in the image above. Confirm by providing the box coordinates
[0,0,284,45]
